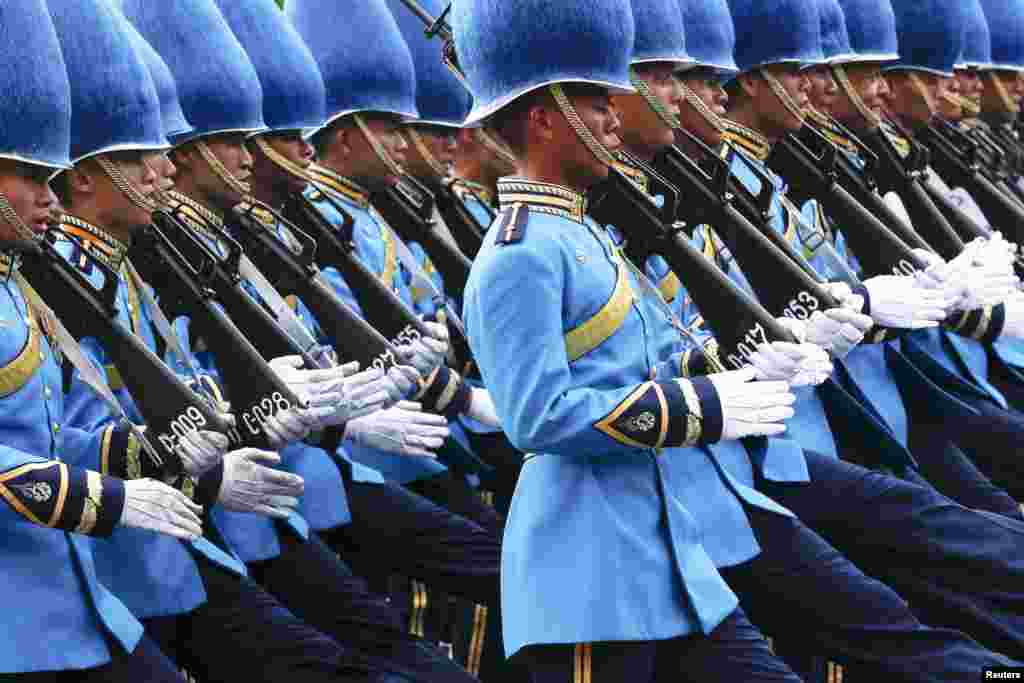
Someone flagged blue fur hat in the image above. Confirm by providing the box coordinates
[883,0,967,76]
[118,14,194,141]
[680,0,738,73]
[979,0,1024,71]
[834,0,899,63]
[386,0,471,127]
[48,0,166,163]
[727,0,825,72]
[120,0,267,145]
[0,0,71,170]
[288,0,418,126]
[631,0,692,67]
[214,0,326,134]
[958,0,993,69]
[453,0,636,125]
[818,0,857,63]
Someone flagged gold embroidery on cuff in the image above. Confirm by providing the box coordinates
[972,306,993,341]
[676,379,703,447]
[74,471,102,535]
[125,435,142,480]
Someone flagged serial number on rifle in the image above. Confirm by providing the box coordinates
[725,322,770,370]
[241,392,294,436]
[370,324,423,371]
[156,406,209,454]
[893,259,919,277]
[780,291,821,322]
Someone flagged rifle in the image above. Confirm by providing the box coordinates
[434,179,487,258]
[588,167,798,369]
[127,213,304,450]
[648,138,841,324]
[19,233,233,469]
[767,125,929,277]
[369,175,473,296]
[225,202,405,371]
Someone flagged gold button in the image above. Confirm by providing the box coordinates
[52,422,60,433]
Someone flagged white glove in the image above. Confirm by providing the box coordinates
[385,365,421,404]
[464,388,501,428]
[262,407,323,449]
[175,429,230,477]
[218,449,304,518]
[344,400,450,457]
[268,355,344,407]
[862,275,957,328]
[397,336,448,375]
[707,367,796,440]
[1001,293,1024,339]
[800,308,873,359]
[953,265,1019,311]
[746,341,833,387]
[120,478,204,541]
[284,360,394,431]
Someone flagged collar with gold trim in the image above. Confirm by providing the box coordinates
[496,178,587,224]
[879,120,912,159]
[59,214,128,272]
[612,153,651,194]
[450,178,495,208]
[164,190,225,243]
[721,119,771,161]
[306,163,371,208]
[0,252,16,278]
[805,109,859,154]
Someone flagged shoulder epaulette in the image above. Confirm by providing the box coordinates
[493,203,529,245]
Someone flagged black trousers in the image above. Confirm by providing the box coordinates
[761,450,1024,661]
[521,608,801,683]
[143,554,403,683]
[0,636,184,683]
[248,529,477,683]
[722,503,1013,681]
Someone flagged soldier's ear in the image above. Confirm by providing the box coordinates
[65,165,94,197]
[332,125,355,158]
[525,102,555,141]
[737,72,760,100]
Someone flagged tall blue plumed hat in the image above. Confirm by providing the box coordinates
[630,0,691,66]
[679,0,738,73]
[883,0,967,76]
[979,0,1024,71]
[818,0,857,63]
[288,0,418,126]
[214,0,326,134]
[386,0,471,127]
[958,0,993,69]
[116,11,193,141]
[0,0,72,170]
[727,0,824,72]
[120,0,267,145]
[452,0,636,125]
[834,0,899,63]
[48,0,166,163]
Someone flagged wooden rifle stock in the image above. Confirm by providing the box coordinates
[588,168,797,369]
[650,143,841,323]
[768,127,928,277]
[225,203,403,371]
[128,215,303,450]
[19,234,233,470]
[369,175,473,296]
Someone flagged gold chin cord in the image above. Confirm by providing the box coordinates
[252,135,314,185]
[988,71,1022,116]
[831,64,882,130]
[474,127,518,166]
[405,127,449,180]
[95,154,160,213]
[548,83,618,168]
[676,77,727,133]
[759,68,808,127]
[906,71,940,119]
[352,113,407,177]
[629,68,683,130]
[0,192,37,243]
[194,139,253,201]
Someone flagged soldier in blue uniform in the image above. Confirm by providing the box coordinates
[0,6,201,679]
[457,0,1013,680]
[47,1,424,681]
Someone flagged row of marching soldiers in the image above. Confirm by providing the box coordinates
[7,0,1024,680]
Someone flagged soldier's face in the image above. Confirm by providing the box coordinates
[758,63,811,132]
[805,65,839,113]
[350,114,409,185]
[253,132,313,195]
[564,89,623,185]
[675,68,728,147]
[403,124,458,179]
[0,159,57,241]
[103,150,160,229]
[829,63,889,129]
[937,73,964,120]
[149,152,177,194]
[883,71,944,126]
[612,62,682,153]
[956,69,983,106]
[981,70,1024,117]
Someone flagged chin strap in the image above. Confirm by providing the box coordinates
[905,71,940,119]
[352,113,406,177]
[946,91,981,117]
[94,154,160,214]
[677,78,727,133]
[988,71,1021,116]
[405,127,449,180]
[474,127,518,167]
[252,135,311,185]
[629,68,682,130]
[831,65,882,131]
[759,68,808,126]
[193,139,252,201]
[548,83,618,168]
[0,192,37,244]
